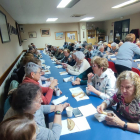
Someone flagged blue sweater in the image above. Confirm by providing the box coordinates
[115,42,140,68]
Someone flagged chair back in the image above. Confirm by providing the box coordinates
[132,67,140,76]
[108,61,117,73]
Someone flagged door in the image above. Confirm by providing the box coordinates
[114,19,130,41]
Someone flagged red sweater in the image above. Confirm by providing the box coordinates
[22,77,53,105]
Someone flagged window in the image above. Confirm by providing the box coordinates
[114,19,130,41]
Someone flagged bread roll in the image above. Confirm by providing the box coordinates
[67,119,75,131]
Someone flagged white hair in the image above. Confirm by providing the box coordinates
[59,46,64,50]
[98,45,104,50]
[98,42,102,46]
[76,44,81,48]
[74,51,85,60]
[111,42,117,47]
[25,62,41,76]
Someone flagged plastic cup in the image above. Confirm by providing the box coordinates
[50,77,54,81]
[86,87,90,95]
[55,89,60,96]
[66,107,73,117]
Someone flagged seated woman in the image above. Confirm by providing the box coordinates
[16,55,35,83]
[85,45,93,60]
[31,58,51,87]
[109,42,118,54]
[68,43,75,52]
[55,47,64,60]
[4,83,69,140]
[65,51,90,75]
[22,62,58,104]
[87,57,116,100]
[97,71,140,133]
[67,52,76,66]
[103,42,111,52]
[0,113,36,140]
[92,46,107,58]
[81,43,88,54]
[72,56,100,85]
[63,42,68,48]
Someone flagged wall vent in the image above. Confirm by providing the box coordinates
[71,14,85,17]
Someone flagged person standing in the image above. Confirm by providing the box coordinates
[115,34,140,75]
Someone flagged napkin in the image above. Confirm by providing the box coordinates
[63,76,74,82]
[59,71,68,75]
[55,65,63,68]
[51,95,68,105]
[134,59,140,62]
[110,58,116,61]
[94,110,114,122]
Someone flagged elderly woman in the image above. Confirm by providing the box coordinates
[4,83,70,140]
[72,56,100,85]
[0,113,36,140]
[55,47,64,60]
[87,57,116,100]
[22,62,58,104]
[65,51,90,75]
[92,46,106,58]
[16,55,35,83]
[103,42,111,52]
[109,42,118,54]
[115,33,140,75]
[97,71,140,133]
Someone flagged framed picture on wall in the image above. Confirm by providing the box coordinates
[15,22,22,46]
[28,31,37,38]
[0,11,10,43]
[55,32,64,40]
[40,28,50,37]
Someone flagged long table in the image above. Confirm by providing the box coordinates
[42,52,139,140]
[108,55,140,70]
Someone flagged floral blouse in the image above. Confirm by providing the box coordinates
[104,93,140,123]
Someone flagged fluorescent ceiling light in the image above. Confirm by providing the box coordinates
[57,0,72,8]
[112,0,138,8]
[80,17,94,21]
[46,18,58,21]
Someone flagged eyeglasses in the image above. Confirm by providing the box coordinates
[92,64,97,67]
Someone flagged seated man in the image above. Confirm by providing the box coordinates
[87,57,116,100]
[55,47,64,60]
[56,49,71,64]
